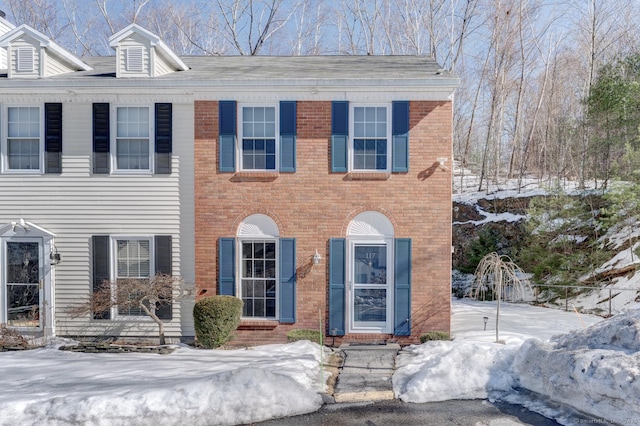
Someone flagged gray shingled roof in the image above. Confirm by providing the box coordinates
[0,55,458,90]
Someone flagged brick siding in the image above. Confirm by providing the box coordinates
[194,100,452,346]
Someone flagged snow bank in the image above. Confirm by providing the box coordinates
[0,340,326,426]
[395,301,640,425]
[512,307,640,425]
[394,341,518,402]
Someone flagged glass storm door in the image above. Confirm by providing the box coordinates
[5,241,41,328]
[350,243,392,332]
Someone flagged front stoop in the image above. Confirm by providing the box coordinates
[332,343,400,403]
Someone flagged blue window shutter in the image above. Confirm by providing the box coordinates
[394,238,412,336]
[219,101,236,172]
[44,103,62,174]
[155,235,172,320]
[92,103,110,174]
[155,103,172,174]
[279,238,296,323]
[331,101,348,172]
[218,238,236,296]
[392,101,410,172]
[329,238,346,336]
[280,101,296,172]
[92,235,110,320]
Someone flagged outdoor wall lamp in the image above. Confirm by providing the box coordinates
[313,249,322,265]
[483,316,489,331]
[11,218,30,232]
[50,247,61,265]
[437,157,449,171]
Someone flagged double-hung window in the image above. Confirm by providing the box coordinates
[351,105,390,172]
[92,235,172,320]
[240,105,278,171]
[218,214,296,322]
[240,239,278,318]
[115,237,152,316]
[114,106,151,172]
[4,106,42,172]
[333,101,408,174]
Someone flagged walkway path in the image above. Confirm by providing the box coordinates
[332,343,400,403]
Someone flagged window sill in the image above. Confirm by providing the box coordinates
[230,172,279,182]
[345,172,391,181]
[237,320,279,330]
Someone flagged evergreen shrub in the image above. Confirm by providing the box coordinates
[193,296,243,348]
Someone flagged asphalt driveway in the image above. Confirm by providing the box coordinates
[254,399,569,425]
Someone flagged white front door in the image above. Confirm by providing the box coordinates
[3,240,42,329]
[348,241,393,333]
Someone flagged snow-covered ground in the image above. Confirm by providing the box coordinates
[2,300,638,425]
[0,340,327,426]
[396,299,640,425]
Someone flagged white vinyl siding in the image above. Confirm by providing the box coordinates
[43,50,75,77]
[0,102,195,339]
[153,52,173,76]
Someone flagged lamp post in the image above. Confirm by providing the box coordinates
[483,316,488,331]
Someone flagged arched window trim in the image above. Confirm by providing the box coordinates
[237,214,279,238]
[347,211,394,238]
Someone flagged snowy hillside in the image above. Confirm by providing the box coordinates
[452,163,640,316]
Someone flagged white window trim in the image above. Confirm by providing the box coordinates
[349,103,392,173]
[110,104,154,175]
[237,103,279,172]
[109,235,155,320]
[1,104,45,174]
[237,237,279,320]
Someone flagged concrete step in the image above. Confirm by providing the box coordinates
[332,344,400,403]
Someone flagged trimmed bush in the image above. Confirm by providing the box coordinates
[193,296,243,348]
[419,331,450,343]
[286,329,322,344]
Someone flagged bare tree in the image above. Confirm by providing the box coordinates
[469,252,531,343]
[288,0,328,55]
[71,273,190,345]
[214,0,297,55]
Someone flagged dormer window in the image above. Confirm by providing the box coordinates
[108,24,188,78]
[16,47,34,72]
[125,46,144,72]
